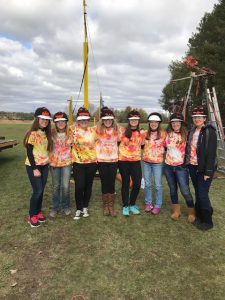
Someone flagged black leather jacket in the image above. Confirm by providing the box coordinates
[185,123,217,177]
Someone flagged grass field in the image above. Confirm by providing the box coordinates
[1,123,225,300]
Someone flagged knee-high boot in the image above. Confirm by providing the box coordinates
[108,193,117,217]
[102,194,110,216]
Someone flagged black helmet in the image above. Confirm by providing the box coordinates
[76,107,91,121]
[100,106,115,120]
[53,112,68,122]
[34,107,52,120]
[127,109,140,120]
[169,112,184,122]
[148,112,162,122]
[191,106,207,117]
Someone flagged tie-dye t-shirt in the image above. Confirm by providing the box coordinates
[143,130,167,163]
[119,129,146,161]
[190,128,200,165]
[49,131,71,167]
[165,131,186,166]
[69,125,97,163]
[25,130,49,166]
[96,126,120,162]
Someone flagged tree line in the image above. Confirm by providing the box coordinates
[160,0,225,124]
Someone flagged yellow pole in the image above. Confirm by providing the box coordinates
[68,96,74,126]
[83,0,88,109]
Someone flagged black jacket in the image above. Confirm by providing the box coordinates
[185,123,217,177]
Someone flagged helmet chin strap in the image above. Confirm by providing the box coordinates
[150,128,158,132]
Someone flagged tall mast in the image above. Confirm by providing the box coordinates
[83,0,88,109]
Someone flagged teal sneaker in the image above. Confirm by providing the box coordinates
[122,206,129,216]
[130,205,140,215]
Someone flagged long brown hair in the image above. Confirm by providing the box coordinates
[23,118,53,151]
[125,121,140,139]
[146,123,161,140]
[167,122,187,143]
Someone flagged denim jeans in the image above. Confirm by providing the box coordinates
[26,164,49,217]
[164,163,194,208]
[50,165,72,211]
[188,164,213,220]
[143,161,163,208]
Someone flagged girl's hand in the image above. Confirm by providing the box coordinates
[33,169,41,177]
[204,175,210,181]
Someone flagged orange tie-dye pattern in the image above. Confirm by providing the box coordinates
[143,130,167,163]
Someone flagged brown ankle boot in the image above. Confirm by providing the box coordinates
[102,194,110,216]
[187,207,196,223]
[171,204,181,221]
[108,193,117,217]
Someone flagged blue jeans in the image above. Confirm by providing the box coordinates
[26,165,49,217]
[188,164,213,221]
[143,161,163,208]
[50,165,72,211]
[164,163,194,208]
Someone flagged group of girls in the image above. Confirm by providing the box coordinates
[24,105,217,231]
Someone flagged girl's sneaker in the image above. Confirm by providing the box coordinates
[152,207,160,215]
[36,213,46,222]
[123,206,130,216]
[64,208,71,216]
[83,208,89,218]
[28,216,41,228]
[49,210,58,218]
[145,203,153,212]
[129,205,140,215]
[73,210,83,220]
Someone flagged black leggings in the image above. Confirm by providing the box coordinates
[118,160,142,207]
[98,162,118,194]
[73,163,98,210]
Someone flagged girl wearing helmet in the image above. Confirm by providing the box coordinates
[24,107,52,227]
[143,112,166,215]
[49,112,72,218]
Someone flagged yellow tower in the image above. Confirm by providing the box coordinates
[83,0,88,109]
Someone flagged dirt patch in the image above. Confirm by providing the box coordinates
[0,120,32,124]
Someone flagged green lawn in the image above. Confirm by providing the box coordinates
[1,123,225,300]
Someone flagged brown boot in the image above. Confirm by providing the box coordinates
[171,204,181,221]
[108,193,117,217]
[187,207,196,223]
[102,194,110,216]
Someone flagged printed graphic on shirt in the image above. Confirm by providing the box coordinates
[190,129,200,165]
[50,132,71,167]
[165,132,186,166]
[25,130,49,166]
[143,130,167,163]
[69,125,97,163]
[119,129,146,161]
[96,127,119,162]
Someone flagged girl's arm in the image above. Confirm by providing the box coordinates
[27,144,41,177]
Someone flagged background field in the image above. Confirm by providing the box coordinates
[1,123,225,300]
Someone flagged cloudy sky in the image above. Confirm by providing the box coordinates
[0,0,218,113]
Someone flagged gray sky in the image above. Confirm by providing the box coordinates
[0,0,218,113]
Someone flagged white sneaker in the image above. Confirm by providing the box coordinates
[83,208,89,218]
[73,210,82,220]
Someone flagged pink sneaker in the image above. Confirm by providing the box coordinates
[145,203,153,212]
[152,207,160,215]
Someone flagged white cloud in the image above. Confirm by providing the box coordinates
[0,0,218,113]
